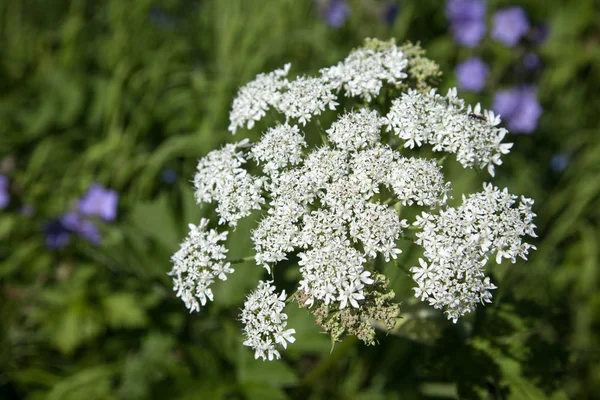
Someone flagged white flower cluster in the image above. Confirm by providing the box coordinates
[385,88,513,176]
[228,45,407,133]
[326,109,383,151]
[169,219,233,313]
[276,76,338,125]
[194,139,266,226]
[172,40,537,359]
[411,183,537,322]
[321,47,408,101]
[228,64,290,133]
[240,280,296,361]
[249,123,306,176]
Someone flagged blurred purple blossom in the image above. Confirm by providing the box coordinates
[530,24,549,44]
[78,183,118,222]
[445,0,486,47]
[19,204,34,216]
[493,86,542,134]
[523,52,541,70]
[61,212,102,245]
[321,0,350,28]
[382,3,400,26]
[455,57,489,92]
[149,7,177,30]
[44,218,71,249]
[492,7,530,47]
[0,174,9,209]
[43,212,102,249]
[551,154,569,172]
[162,168,177,184]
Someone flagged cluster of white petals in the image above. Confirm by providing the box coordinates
[348,145,451,209]
[169,219,233,313]
[326,109,383,151]
[275,76,338,125]
[228,64,290,133]
[385,88,513,176]
[253,141,413,278]
[249,123,306,176]
[298,242,372,309]
[411,183,537,322]
[229,45,408,134]
[194,139,266,226]
[321,47,408,101]
[240,280,296,361]
[172,40,537,358]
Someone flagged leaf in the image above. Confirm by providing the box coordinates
[241,384,289,400]
[102,293,148,329]
[119,333,176,400]
[51,303,103,355]
[46,365,116,400]
[129,193,179,251]
[237,341,298,387]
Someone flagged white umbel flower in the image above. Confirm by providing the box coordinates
[411,183,537,322]
[194,139,266,226]
[275,76,338,125]
[240,280,296,361]
[169,219,233,313]
[385,88,513,176]
[173,39,537,356]
[298,241,372,309]
[349,144,451,208]
[249,123,306,176]
[327,109,384,151]
[321,47,408,101]
[228,64,291,134]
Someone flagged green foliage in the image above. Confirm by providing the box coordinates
[1,0,599,399]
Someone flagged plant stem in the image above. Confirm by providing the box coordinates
[226,255,255,264]
[300,336,358,386]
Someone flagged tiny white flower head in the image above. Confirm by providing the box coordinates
[249,123,306,176]
[229,64,291,134]
[411,184,537,322]
[240,281,296,361]
[169,219,233,312]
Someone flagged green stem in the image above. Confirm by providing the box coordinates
[399,233,417,242]
[226,255,255,265]
[286,290,298,304]
[394,260,412,277]
[300,336,358,386]
[316,119,329,145]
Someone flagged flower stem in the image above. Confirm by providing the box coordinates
[285,290,298,304]
[226,255,255,264]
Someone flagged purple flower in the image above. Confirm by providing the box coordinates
[493,86,542,134]
[149,7,177,30]
[445,0,486,47]
[381,3,400,26]
[78,183,118,222]
[522,52,541,70]
[321,0,350,28]
[162,168,177,184]
[492,7,530,47]
[61,212,102,245]
[530,24,549,44]
[19,204,34,216]
[43,219,71,249]
[455,57,489,92]
[0,174,9,209]
[551,154,569,172]
[44,211,103,249]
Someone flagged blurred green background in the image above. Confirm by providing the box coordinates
[1,0,599,399]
